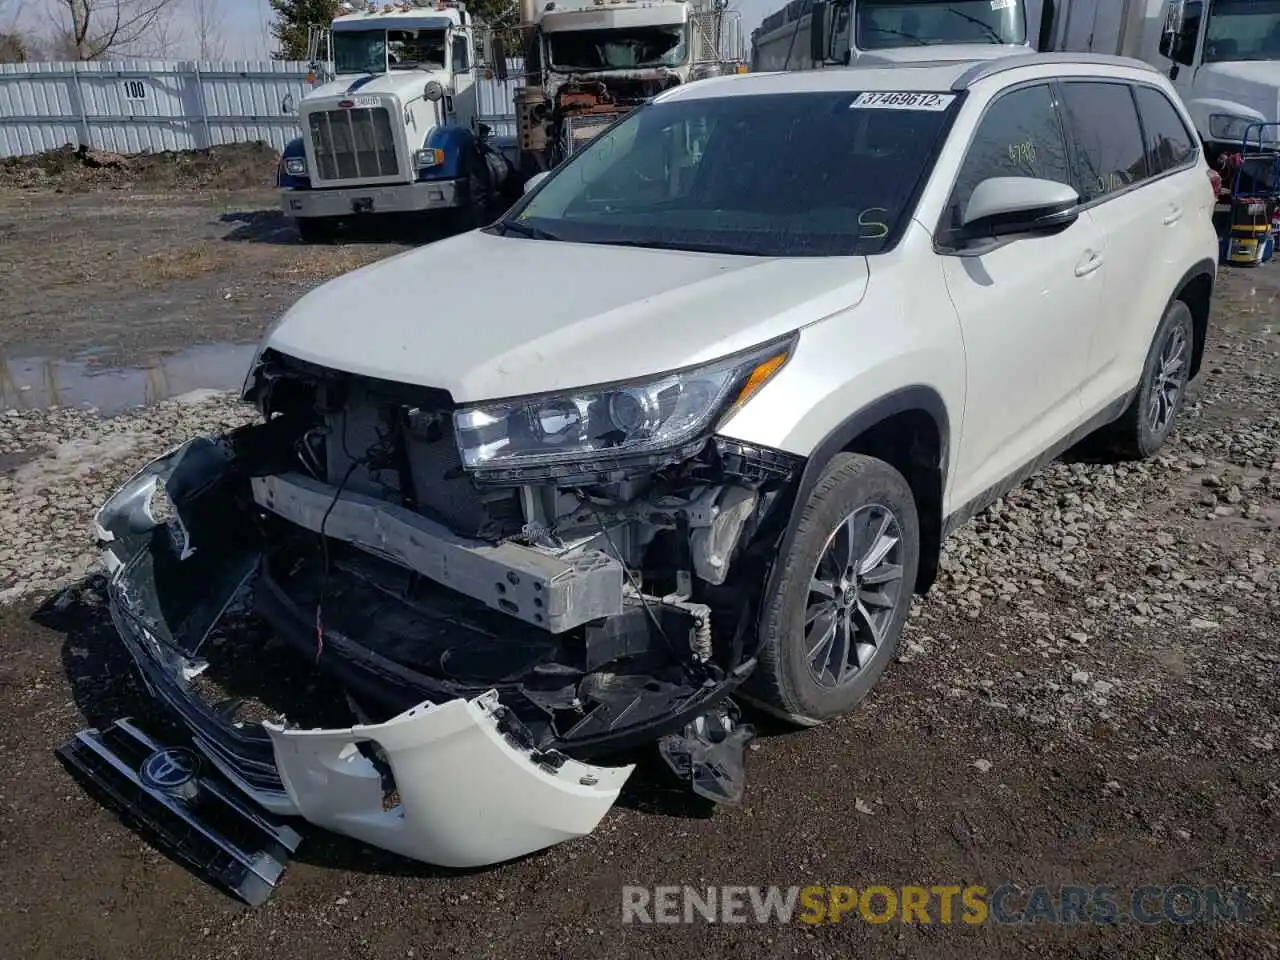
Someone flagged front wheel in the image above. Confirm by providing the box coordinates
[748,453,920,726]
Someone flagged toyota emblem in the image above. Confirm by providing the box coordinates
[139,747,201,800]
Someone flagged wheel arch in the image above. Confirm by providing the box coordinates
[765,386,951,605]
[1168,258,1216,381]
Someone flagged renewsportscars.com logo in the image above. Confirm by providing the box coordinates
[621,884,1257,926]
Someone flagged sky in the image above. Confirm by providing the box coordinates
[222,0,275,59]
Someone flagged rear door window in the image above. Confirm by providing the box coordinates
[1058,81,1149,202]
[1132,84,1198,175]
[943,83,1074,231]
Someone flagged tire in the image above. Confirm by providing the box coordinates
[447,163,494,234]
[296,216,338,244]
[1098,299,1195,460]
[748,452,920,726]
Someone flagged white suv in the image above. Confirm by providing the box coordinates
[84,53,1218,884]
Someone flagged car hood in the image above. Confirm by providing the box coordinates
[1197,60,1280,122]
[264,230,870,401]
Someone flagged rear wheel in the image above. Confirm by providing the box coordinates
[1098,299,1194,460]
[748,453,920,725]
[295,216,338,244]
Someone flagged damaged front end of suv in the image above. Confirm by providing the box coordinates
[67,333,803,899]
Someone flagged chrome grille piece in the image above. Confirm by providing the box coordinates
[308,106,400,181]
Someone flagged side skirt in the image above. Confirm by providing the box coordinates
[941,389,1135,540]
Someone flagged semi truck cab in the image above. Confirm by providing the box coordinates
[279,0,514,241]
[514,0,742,172]
[1158,0,1280,162]
[751,0,1034,73]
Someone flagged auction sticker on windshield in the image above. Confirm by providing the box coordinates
[850,92,956,111]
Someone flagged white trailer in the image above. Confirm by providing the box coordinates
[750,0,1035,73]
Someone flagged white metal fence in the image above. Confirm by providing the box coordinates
[0,59,525,159]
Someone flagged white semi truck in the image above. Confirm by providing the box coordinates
[1031,0,1280,166]
[749,0,1279,169]
[278,1,518,241]
[750,0,1035,73]
[513,0,745,172]
[279,0,744,238]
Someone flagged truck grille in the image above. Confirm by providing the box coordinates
[307,106,400,181]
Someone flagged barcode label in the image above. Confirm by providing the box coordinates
[850,91,956,111]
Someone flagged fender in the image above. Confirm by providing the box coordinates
[419,125,475,182]
[1165,257,1217,381]
[754,385,951,631]
[277,136,310,189]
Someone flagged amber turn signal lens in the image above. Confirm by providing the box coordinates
[730,351,790,412]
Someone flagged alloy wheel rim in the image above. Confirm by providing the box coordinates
[804,503,905,689]
[1147,323,1189,435]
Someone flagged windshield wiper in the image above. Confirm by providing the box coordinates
[945,9,1007,44]
[863,26,929,46]
[581,238,766,256]
[494,220,562,241]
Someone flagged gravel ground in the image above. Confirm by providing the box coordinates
[0,188,1277,958]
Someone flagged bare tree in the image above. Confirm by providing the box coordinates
[0,29,29,60]
[190,0,224,59]
[49,0,180,60]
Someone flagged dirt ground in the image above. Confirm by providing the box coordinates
[0,180,1278,960]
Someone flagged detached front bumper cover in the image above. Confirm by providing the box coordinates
[68,437,635,896]
[266,691,631,868]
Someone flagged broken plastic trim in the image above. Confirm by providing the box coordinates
[265,691,633,868]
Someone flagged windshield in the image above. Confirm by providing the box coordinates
[1204,0,1280,63]
[546,25,688,71]
[857,0,1026,49]
[496,90,956,257]
[332,28,446,74]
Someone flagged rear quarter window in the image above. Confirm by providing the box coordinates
[1132,84,1199,175]
[1058,81,1149,202]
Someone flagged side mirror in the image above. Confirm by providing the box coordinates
[956,177,1079,244]
[1174,25,1198,65]
[810,1,829,63]
[1159,0,1198,66]
[424,80,445,102]
[523,170,550,194]
[493,37,509,81]
[477,122,491,140]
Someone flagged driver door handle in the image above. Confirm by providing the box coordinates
[1163,204,1184,226]
[1074,250,1104,277]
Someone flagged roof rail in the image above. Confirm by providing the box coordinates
[951,52,1159,91]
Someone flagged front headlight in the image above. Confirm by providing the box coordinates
[283,157,307,176]
[1208,113,1257,143]
[454,336,796,476]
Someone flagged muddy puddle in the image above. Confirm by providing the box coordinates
[0,342,257,416]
